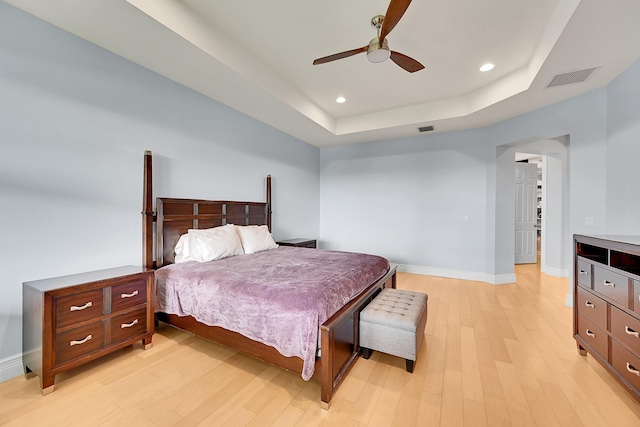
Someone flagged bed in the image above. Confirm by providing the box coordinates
[141,151,396,408]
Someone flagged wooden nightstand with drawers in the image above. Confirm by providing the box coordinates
[23,266,154,394]
[276,238,317,249]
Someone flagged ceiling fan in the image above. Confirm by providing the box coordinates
[312,0,424,73]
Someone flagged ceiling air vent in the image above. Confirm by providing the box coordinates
[547,67,598,88]
[418,125,435,133]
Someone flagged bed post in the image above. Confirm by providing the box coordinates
[142,150,155,269]
[266,174,272,231]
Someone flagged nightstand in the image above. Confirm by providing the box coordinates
[277,238,317,249]
[23,266,154,394]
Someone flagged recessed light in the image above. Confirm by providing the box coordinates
[336,96,346,103]
[479,63,494,72]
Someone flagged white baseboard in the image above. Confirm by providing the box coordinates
[396,264,517,285]
[0,353,23,383]
[541,265,569,278]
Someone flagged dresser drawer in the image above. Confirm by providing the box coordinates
[110,308,147,344]
[611,340,640,392]
[611,306,640,354]
[56,289,104,328]
[577,313,608,357]
[593,266,630,306]
[577,259,593,289]
[111,279,147,313]
[576,287,607,330]
[56,321,104,364]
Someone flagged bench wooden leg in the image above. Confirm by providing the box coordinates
[361,348,372,359]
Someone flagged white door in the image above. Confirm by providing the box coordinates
[515,163,538,264]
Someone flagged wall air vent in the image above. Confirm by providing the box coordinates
[418,125,435,132]
[547,67,598,88]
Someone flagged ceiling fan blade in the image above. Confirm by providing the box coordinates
[390,51,424,73]
[313,46,368,65]
[379,0,413,41]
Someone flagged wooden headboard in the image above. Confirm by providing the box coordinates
[142,151,272,269]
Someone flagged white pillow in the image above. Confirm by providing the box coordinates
[235,225,278,254]
[175,224,244,263]
[174,233,195,263]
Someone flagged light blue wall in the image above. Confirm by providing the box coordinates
[320,130,489,278]
[0,4,319,370]
[606,59,640,234]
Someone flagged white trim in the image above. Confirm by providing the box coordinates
[565,292,574,307]
[0,353,23,383]
[541,265,569,278]
[396,264,517,285]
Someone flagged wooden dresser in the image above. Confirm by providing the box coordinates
[574,235,640,402]
[23,266,154,394]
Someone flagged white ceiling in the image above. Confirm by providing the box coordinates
[6,0,640,147]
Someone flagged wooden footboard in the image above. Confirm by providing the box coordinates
[156,266,396,408]
[318,266,396,408]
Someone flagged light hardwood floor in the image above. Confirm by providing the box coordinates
[2,264,640,426]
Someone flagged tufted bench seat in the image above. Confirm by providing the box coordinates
[359,288,428,373]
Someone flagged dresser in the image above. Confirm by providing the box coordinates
[574,235,640,402]
[23,266,154,394]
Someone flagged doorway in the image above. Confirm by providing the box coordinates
[496,136,570,280]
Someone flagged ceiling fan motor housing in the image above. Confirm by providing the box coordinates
[367,37,390,63]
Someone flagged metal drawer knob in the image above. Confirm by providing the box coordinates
[603,280,615,287]
[585,301,595,308]
[625,326,640,338]
[585,329,596,338]
[626,362,640,377]
[69,334,92,346]
[579,270,589,276]
[121,319,139,329]
[121,290,139,299]
[70,302,92,311]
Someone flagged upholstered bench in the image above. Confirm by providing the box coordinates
[359,288,428,373]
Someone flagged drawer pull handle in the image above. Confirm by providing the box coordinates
[121,290,139,299]
[603,280,615,287]
[585,329,596,338]
[585,301,595,308]
[70,302,92,311]
[625,326,640,338]
[579,270,589,276]
[626,362,640,377]
[70,335,92,346]
[121,319,139,329]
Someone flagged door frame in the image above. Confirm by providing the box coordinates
[496,136,569,279]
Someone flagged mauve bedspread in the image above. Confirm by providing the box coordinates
[155,246,389,380]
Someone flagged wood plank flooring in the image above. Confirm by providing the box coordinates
[2,263,640,426]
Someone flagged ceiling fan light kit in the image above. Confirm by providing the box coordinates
[312,0,424,73]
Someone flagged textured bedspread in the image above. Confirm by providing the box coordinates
[155,246,389,380]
